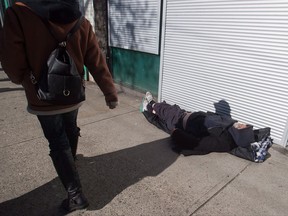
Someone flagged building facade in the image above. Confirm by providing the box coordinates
[108,0,288,147]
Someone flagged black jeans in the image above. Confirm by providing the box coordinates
[153,101,186,132]
[37,109,79,153]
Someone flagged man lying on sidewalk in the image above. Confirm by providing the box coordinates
[141,92,273,163]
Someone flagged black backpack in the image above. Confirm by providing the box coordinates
[30,16,85,105]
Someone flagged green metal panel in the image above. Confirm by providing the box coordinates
[111,47,160,96]
[3,0,13,9]
[1,0,14,27]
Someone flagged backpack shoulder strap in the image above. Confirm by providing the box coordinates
[66,16,84,40]
[43,16,84,43]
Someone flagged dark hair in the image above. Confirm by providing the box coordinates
[49,5,81,24]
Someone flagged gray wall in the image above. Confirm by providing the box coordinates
[82,0,108,55]
[93,0,108,56]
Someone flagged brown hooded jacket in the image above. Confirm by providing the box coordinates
[1,3,118,112]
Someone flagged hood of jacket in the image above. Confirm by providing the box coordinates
[16,0,82,24]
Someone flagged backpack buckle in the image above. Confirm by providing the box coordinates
[63,89,70,96]
[30,73,37,84]
[59,41,67,47]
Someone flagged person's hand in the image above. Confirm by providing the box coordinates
[171,128,177,134]
[106,101,118,109]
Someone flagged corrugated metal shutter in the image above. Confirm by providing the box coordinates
[108,0,161,54]
[159,0,288,146]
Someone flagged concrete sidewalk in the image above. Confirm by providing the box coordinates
[0,70,288,216]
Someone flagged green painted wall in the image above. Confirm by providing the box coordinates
[3,0,14,9]
[111,47,160,96]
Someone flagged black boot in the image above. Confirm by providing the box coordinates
[67,127,80,161]
[61,188,89,212]
[50,149,89,212]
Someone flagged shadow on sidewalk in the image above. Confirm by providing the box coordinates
[0,138,178,216]
[0,78,10,82]
[0,87,24,93]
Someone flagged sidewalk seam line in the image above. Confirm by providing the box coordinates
[80,109,138,127]
[189,163,251,216]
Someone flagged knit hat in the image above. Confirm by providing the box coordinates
[17,0,82,23]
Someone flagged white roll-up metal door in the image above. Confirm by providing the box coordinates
[159,0,288,146]
[108,0,162,54]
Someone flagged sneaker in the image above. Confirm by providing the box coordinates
[255,147,267,163]
[259,136,273,151]
[145,92,153,103]
[140,97,149,112]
